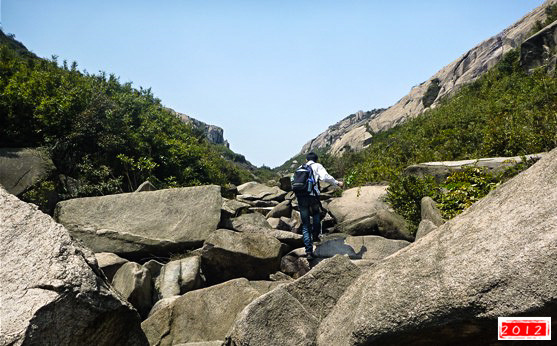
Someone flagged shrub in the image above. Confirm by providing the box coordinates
[386,175,438,234]
[436,166,499,219]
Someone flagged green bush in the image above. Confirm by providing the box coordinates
[344,50,557,187]
[436,166,499,219]
[386,159,540,233]
[0,30,256,207]
[386,175,438,234]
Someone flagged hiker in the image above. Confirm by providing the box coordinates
[292,152,343,260]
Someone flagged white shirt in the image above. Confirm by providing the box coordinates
[306,160,339,195]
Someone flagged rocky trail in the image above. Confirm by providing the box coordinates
[2,148,556,345]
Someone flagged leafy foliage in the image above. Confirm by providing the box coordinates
[435,167,499,219]
[386,175,438,232]
[0,31,254,210]
[345,49,557,188]
[386,157,540,234]
[531,3,557,35]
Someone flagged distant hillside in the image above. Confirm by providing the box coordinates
[0,30,263,211]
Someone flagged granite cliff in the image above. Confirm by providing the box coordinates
[296,0,557,159]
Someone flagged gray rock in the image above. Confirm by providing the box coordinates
[227,216,302,248]
[266,217,291,231]
[112,262,152,318]
[521,20,557,73]
[340,209,412,241]
[201,229,283,284]
[175,342,224,346]
[405,153,544,182]
[299,109,383,156]
[141,278,263,345]
[226,255,362,346]
[415,219,438,240]
[95,252,129,281]
[269,271,295,282]
[284,191,296,201]
[170,109,227,146]
[248,206,274,215]
[135,180,156,192]
[221,198,250,219]
[143,259,164,280]
[228,212,271,231]
[420,196,444,226]
[266,200,292,219]
[221,184,239,199]
[0,186,147,346]
[0,147,54,196]
[318,147,557,345]
[279,174,292,192]
[268,229,304,248]
[55,185,222,258]
[236,182,286,201]
[248,280,284,295]
[328,187,413,240]
[236,196,279,207]
[315,235,410,260]
[148,296,179,318]
[155,256,203,300]
[280,248,312,279]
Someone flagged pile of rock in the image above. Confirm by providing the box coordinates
[226,148,557,346]
[30,177,410,343]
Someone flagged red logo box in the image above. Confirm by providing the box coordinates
[498,317,551,341]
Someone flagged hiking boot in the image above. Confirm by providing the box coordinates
[307,252,316,260]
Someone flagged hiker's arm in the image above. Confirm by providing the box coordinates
[315,164,340,186]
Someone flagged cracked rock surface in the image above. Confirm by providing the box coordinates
[0,186,147,346]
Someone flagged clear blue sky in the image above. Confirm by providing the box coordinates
[1,0,545,167]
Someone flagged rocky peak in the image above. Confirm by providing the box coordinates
[300,108,384,154]
[165,108,228,147]
[298,0,556,158]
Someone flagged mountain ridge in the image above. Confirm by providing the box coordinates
[293,0,557,161]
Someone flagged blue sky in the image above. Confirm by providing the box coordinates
[1,0,545,167]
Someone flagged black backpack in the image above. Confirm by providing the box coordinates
[292,163,317,195]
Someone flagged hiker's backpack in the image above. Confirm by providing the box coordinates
[292,163,317,195]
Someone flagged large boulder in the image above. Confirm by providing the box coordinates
[141,278,267,345]
[280,248,312,279]
[227,212,271,232]
[315,235,410,260]
[266,200,292,219]
[328,186,413,240]
[0,147,54,196]
[95,252,129,281]
[155,256,203,300]
[415,219,438,241]
[317,148,557,345]
[55,185,222,258]
[420,196,444,226]
[230,216,303,248]
[112,262,152,318]
[236,182,286,201]
[0,186,147,345]
[201,229,283,284]
[404,153,544,182]
[226,255,362,345]
[221,198,250,219]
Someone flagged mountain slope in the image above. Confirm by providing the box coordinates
[297,0,556,160]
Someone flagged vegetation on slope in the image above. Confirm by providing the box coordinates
[325,50,557,231]
[0,31,260,210]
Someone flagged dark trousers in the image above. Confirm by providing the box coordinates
[297,194,321,254]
